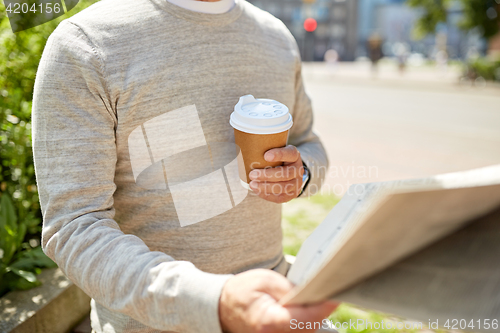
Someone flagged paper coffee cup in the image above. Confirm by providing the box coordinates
[230,95,293,189]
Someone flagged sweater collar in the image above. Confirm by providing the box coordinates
[151,0,244,26]
[166,0,235,14]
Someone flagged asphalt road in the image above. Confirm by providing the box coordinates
[302,62,500,195]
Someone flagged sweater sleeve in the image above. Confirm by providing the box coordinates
[287,43,329,197]
[32,20,231,333]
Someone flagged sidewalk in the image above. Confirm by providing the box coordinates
[302,62,500,195]
[303,61,500,93]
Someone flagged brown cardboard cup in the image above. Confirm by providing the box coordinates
[230,95,293,189]
[234,129,289,184]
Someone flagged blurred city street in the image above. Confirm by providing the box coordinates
[303,62,500,195]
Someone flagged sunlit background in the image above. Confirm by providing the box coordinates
[1,0,500,332]
[248,0,498,62]
[246,0,500,196]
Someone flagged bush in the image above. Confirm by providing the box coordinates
[463,57,500,82]
[0,193,57,296]
[0,0,98,297]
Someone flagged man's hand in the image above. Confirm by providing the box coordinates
[249,145,304,204]
[219,269,338,333]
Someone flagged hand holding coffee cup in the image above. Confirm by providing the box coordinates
[248,144,304,203]
[230,95,304,203]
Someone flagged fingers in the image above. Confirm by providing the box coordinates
[249,159,303,182]
[236,269,294,299]
[264,145,300,163]
[219,269,296,333]
[219,268,339,333]
[250,178,300,195]
[255,303,294,333]
[286,301,340,324]
[252,190,299,204]
[248,158,303,203]
[253,300,339,333]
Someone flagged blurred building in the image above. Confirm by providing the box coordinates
[357,0,484,60]
[248,0,484,62]
[247,0,359,61]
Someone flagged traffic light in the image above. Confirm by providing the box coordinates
[303,18,317,32]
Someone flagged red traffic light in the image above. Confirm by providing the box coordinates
[304,18,317,32]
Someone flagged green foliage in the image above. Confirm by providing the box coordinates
[328,304,422,333]
[282,194,340,256]
[407,0,500,40]
[0,193,57,296]
[464,56,500,81]
[459,0,500,39]
[0,0,98,296]
[407,0,450,39]
[0,2,47,234]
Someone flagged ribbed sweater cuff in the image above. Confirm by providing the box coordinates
[177,266,233,333]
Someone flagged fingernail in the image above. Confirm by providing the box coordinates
[249,181,258,189]
[264,152,274,162]
[249,171,259,179]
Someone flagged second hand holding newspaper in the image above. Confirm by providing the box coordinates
[281,165,500,332]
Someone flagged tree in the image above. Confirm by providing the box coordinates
[459,0,500,39]
[407,0,500,40]
[407,0,449,39]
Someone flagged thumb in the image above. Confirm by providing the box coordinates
[259,270,295,300]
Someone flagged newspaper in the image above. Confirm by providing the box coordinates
[282,165,500,332]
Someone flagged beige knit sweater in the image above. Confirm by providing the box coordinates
[32,0,328,332]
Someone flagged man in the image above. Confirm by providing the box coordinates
[32,0,336,332]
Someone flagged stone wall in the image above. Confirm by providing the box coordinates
[0,268,91,333]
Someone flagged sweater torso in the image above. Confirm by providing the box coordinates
[65,0,298,274]
[33,1,325,332]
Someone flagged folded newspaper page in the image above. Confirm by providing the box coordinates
[282,165,500,332]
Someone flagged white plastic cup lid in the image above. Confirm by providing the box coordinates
[230,95,293,135]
